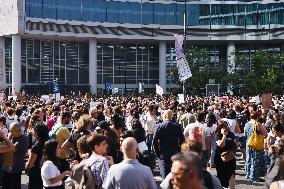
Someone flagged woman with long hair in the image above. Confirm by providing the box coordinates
[206,112,218,168]
[62,114,92,161]
[41,140,71,189]
[245,111,267,182]
[26,125,49,189]
[214,120,236,189]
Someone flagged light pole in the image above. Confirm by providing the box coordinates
[183,0,188,97]
[124,47,127,96]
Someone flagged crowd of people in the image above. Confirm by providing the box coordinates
[0,94,284,189]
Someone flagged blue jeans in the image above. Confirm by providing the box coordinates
[210,135,217,165]
[146,134,154,153]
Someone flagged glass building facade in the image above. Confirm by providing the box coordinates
[5,38,89,85]
[25,0,284,26]
[97,43,159,86]
[4,38,159,87]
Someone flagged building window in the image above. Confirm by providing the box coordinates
[25,0,284,27]
[5,38,89,85]
[97,43,159,86]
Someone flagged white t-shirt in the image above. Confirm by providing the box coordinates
[144,114,156,134]
[41,160,62,187]
[184,122,210,150]
[6,115,17,128]
[126,115,134,130]
[208,123,218,135]
[224,118,237,135]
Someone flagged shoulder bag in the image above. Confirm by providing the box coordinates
[247,122,264,150]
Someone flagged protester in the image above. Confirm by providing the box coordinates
[2,122,29,189]
[170,152,205,189]
[86,133,111,188]
[206,112,218,168]
[41,140,71,189]
[103,137,156,189]
[266,138,284,188]
[5,108,17,128]
[184,111,211,168]
[245,112,267,182]
[26,125,49,189]
[153,109,185,178]
[0,116,8,137]
[144,105,157,153]
[160,140,222,189]
[270,154,284,189]
[49,111,72,172]
[214,120,236,189]
[62,114,91,161]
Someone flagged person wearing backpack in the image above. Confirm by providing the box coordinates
[49,112,71,173]
[84,133,111,189]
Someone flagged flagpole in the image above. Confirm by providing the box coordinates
[183,0,187,97]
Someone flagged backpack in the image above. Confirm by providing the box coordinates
[71,157,99,189]
[48,124,62,139]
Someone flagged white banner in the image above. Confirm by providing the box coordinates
[156,84,164,96]
[174,34,192,81]
[55,93,60,102]
[177,57,192,81]
[178,94,185,104]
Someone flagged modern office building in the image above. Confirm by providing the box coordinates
[0,0,283,95]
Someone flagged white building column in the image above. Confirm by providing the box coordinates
[12,35,21,94]
[159,41,166,92]
[0,37,5,90]
[227,42,235,95]
[89,39,97,94]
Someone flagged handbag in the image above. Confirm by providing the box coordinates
[221,151,235,162]
[138,141,148,154]
[247,122,264,150]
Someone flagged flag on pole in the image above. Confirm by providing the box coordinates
[138,82,144,93]
[156,84,164,96]
[174,34,192,81]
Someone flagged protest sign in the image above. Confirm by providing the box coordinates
[178,94,185,104]
[261,93,272,110]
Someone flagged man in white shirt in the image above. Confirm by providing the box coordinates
[144,105,157,153]
[184,111,211,168]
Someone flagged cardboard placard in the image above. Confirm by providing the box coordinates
[261,93,272,110]
[218,96,229,103]
[178,94,185,104]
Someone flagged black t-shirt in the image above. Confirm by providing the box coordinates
[236,112,247,133]
[216,131,236,154]
[31,142,43,167]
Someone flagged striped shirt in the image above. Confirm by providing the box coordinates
[90,154,109,188]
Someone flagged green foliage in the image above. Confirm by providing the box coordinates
[178,47,284,96]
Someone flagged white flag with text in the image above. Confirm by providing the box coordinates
[156,84,164,96]
[174,34,192,81]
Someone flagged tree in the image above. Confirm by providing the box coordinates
[176,46,284,96]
